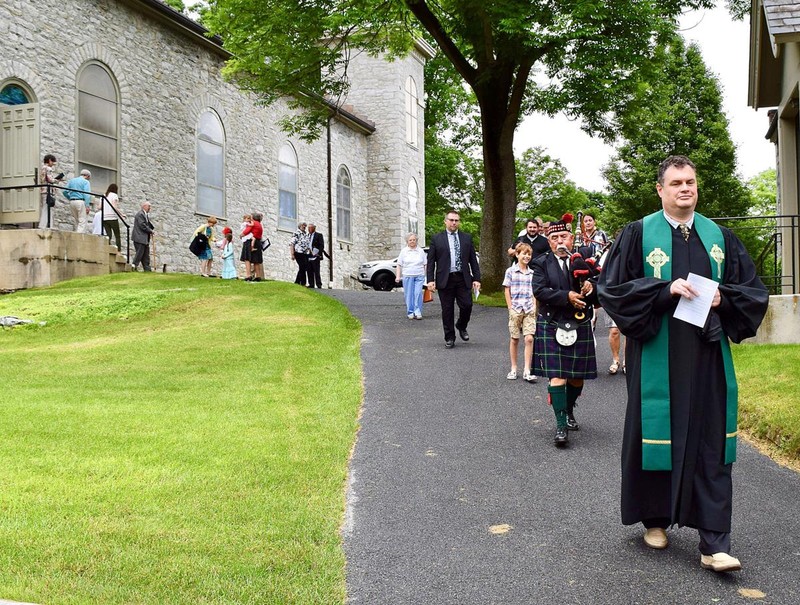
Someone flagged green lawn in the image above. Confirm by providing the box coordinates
[0,274,362,605]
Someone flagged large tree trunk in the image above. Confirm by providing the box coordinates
[477,97,518,293]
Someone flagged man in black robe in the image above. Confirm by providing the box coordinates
[598,155,768,572]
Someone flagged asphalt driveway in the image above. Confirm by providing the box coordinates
[325,289,800,605]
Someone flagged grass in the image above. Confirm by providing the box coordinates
[0,273,362,605]
[734,343,800,460]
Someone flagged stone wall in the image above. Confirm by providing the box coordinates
[0,0,426,286]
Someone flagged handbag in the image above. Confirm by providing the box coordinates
[423,287,433,303]
[189,232,209,257]
[261,237,271,251]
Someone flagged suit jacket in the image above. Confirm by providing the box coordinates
[309,232,325,259]
[531,247,597,323]
[132,210,154,245]
[426,230,480,289]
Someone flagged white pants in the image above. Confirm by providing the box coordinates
[38,196,51,229]
[69,199,88,233]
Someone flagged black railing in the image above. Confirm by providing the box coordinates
[710,214,799,295]
[0,182,131,264]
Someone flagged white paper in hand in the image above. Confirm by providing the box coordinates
[673,272,718,327]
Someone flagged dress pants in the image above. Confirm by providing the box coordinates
[438,272,472,341]
[643,518,731,555]
[133,241,151,271]
[294,253,309,285]
[307,257,322,288]
[69,200,88,233]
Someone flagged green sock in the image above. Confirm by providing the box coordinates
[548,384,568,429]
[566,383,583,415]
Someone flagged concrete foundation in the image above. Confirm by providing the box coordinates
[749,294,800,344]
[0,229,128,291]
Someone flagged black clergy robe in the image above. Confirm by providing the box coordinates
[597,218,768,531]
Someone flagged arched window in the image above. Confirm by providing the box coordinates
[0,82,33,105]
[278,143,298,231]
[336,165,352,241]
[407,178,419,235]
[405,76,419,147]
[196,110,225,216]
[77,62,119,195]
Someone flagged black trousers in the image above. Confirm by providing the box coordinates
[437,272,472,341]
[643,518,731,555]
[294,253,309,285]
[307,257,322,288]
[133,241,151,271]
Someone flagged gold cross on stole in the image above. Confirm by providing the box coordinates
[710,243,725,279]
[646,247,669,279]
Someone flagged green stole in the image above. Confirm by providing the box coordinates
[640,210,738,470]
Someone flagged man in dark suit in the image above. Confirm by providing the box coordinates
[306,223,325,288]
[132,201,155,272]
[426,210,481,348]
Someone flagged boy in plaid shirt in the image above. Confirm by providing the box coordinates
[502,243,537,382]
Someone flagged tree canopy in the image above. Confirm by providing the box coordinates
[204,0,715,290]
[602,35,749,234]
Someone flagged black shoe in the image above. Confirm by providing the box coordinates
[554,428,569,446]
[458,329,469,342]
[445,340,455,349]
[566,414,579,431]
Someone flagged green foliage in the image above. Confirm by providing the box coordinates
[163,0,185,12]
[0,274,361,604]
[725,0,750,20]
[515,147,591,229]
[603,35,749,234]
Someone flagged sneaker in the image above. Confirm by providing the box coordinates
[408,313,415,320]
[700,552,741,572]
[554,427,568,446]
[414,314,422,320]
[523,370,537,383]
[506,370,518,380]
[566,413,579,431]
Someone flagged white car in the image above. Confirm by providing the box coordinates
[355,248,430,291]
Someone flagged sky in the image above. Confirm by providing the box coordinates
[514,3,776,192]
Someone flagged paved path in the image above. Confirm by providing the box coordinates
[327,289,800,605]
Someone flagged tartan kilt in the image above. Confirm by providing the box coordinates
[534,317,597,379]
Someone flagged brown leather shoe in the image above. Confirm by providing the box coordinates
[643,528,668,549]
[700,552,741,572]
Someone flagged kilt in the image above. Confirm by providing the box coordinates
[534,317,597,379]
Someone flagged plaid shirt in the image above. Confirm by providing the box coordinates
[502,263,534,313]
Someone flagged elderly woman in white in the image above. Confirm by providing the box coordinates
[395,233,428,319]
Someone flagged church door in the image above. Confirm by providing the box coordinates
[0,101,40,224]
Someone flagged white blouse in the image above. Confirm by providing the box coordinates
[397,246,426,276]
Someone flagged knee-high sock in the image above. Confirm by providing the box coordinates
[548,384,567,429]
[566,383,583,415]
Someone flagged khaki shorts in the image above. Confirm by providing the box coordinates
[508,308,536,339]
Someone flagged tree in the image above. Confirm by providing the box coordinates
[602,35,750,235]
[515,147,589,230]
[204,0,714,291]
[725,0,750,20]
[164,0,185,13]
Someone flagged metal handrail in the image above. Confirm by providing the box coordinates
[0,181,131,264]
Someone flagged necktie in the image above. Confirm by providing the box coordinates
[678,223,690,242]
[561,258,570,281]
[452,232,462,271]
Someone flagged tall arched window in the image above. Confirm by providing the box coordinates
[278,143,298,230]
[407,178,419,235]
[196,110,225,216]
[405,76,419,147]
[336,165,352,241]
[77,62,119,194]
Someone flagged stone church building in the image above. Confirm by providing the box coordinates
[0,0,431,286]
